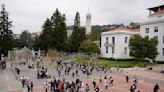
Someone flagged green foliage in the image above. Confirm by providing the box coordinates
[68,12,86,52]
[79,39,100,54]
[33,9,67,52]
[127,22,140,28]
[129,35,158,61]
[16,30,33,48]
[0,4,14,57]
[76,58,149,69]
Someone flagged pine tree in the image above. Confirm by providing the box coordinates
[68,12,86,52]
[50,9,67,51]
[0,4,14,58]
[33,9,67,52]
[33,18,52,52]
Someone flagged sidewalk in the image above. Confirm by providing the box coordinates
[8,74,164,92]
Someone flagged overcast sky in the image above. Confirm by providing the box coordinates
[1,0,164,34]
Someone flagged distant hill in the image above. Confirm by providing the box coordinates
[67,22,140,41]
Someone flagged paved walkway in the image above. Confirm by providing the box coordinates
[8,74,164,92]
[6,63,164,92]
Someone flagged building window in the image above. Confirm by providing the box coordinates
[112,47,114,53]
[154,36,158,42]
[154,27,158,32]
[106,37,108,44]
[106,47,108,53]
[145,28,149,33]
[163,48,164,56]
[112,37,115,44]
[124,47,127,54]
[125,37,128,43]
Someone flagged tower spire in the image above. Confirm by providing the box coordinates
[86,8,92,35]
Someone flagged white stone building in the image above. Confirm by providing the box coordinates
[101,28,139,59]
[140,5,164,61]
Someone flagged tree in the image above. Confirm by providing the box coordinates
[0,4,14,59]
[50,9,67,51]
[79,39,100,54]
[17,30,33,48]
[68,12,86,52]
[129,35,158,61]
[33,18,52,53]
[127,22,140,28]
[146,37,158,60]
[33,9,67,52]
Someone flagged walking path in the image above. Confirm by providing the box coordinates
[6,63,164,92]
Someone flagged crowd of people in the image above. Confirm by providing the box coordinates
[20,76,33,92]
[44,78,86,92]
[9,55,161,92]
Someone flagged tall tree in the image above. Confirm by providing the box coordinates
[129,35,158,61]
[33,9,67,52]
[68,12,86,52]
[0,4,14,59]
[17,30,33,48]
[50,9,67,51]
[33,18,52,52]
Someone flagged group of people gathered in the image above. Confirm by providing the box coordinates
[44,78,85,92]
[20,76,33,92]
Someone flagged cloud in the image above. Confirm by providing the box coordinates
[1,0,164,33]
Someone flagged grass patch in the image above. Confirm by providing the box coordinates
[75,58,150,69]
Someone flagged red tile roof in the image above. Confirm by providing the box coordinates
[107,28,140,32]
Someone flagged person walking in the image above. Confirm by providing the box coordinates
[44,81,48,92]
[154,83,160,92]
[30,81,33,92]
[72,71,75,77]
[76,69,78,76]
[129,85,135,92]
[27,82,31,92]
[95,86,99,92]
[126,75,129,83]
[99,76,102,83]
[85,84,90,92]
[92,79,96,88]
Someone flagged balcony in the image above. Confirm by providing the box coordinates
[104,43,115,47]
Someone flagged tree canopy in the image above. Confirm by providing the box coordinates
[0,4,14,58]
[67,12,86,52]
[79,39,100,54]
[33,9,67,52]
[129,35,158,61]
[15,30,33,48]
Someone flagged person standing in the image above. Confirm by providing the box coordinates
[27,81,31,92]
[154,83,160,92]
[129,86,135,92]
[76,69,78,76]
[95,86,99,92]
[30,81,33,92]
[92,79,96,89]
[99,76,102,83]
[85,84,90,92]
[44,81,48,92]
[126,75,129,83]
[72,71,75,77]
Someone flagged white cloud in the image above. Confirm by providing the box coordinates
[1,0,164,33]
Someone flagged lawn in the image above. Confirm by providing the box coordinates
[75,58,150,69]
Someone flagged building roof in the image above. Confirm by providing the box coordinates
[147,5,164,11]
[106,28,140,32]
